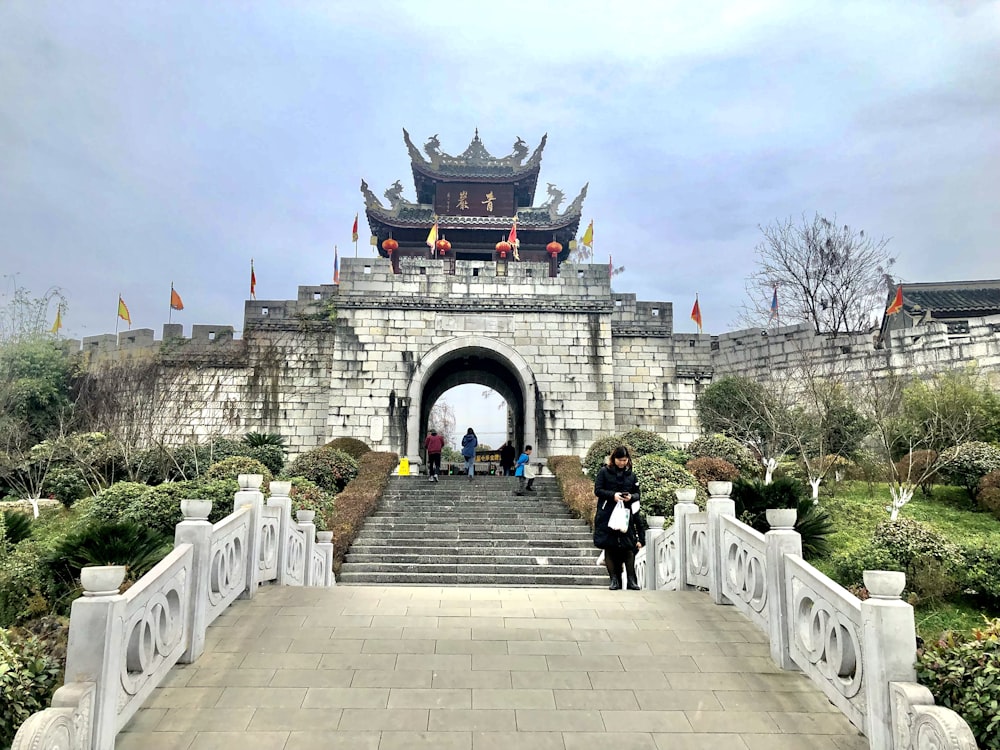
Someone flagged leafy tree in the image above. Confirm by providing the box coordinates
[744,213,894,334]
[901,368,1000,452]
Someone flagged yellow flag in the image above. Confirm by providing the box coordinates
[426,222,438,250]
[118,296,131,327]
[581,219,594,248]
[50,307,62,334]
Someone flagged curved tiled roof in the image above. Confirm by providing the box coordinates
[403,128,546,179]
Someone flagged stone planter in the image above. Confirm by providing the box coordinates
[180,498,212,520]
[674,488,697,503]
[296,510,316,524]
[707,481,732,497]
[270,481,292,497]
[863,570,906,599]
[80,565,126,596]
[765,508,798,530]
[646,515,666,530]
[238,474,264,490]
[316,531,333,543]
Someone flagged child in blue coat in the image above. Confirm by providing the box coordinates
[514,445,534,495]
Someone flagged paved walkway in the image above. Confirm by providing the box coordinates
[119,585,870,750]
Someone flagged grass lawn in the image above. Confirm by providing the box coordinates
[812,480,1000,640]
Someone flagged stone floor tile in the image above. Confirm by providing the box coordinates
[831,734,871,749]
[472,654,549,671]
[769,711,861,734]
[147,687,224,709]
[716,690,839,713]
[332,625,403,639]
[337,707,429,731]
[665,672,749,691]
[619,655,699,672]
[379,730,473,749]
[437,639,508,655]
[388,687,472,709]
[600,709,692,733]
[539,628,611,642]
[563,731,657,749]
[187,731,289,749]
[473,626,541,640]
[740,672,818,692]
[154,708,254,732]
[269,668,354,687]
[511,671,593,689]
[286,636,363,653]
[115,732,195,750]
[301,686,389,708]
[428,708,518,732]
[473,731,565,750]
[215,686,306,708]
[545,654,625,672]
[318,652,397,670]
[554,688,639,710]
[742,734,847,749]
[506,640,581,656]
[433,670,513,689]
[472,688,555,709]
[684,710,779,733]
[210,637,292,653]
[182,652,245,670]
[362,638,436,654]
[121,707,169,732]
[631,690,722,711]
[246,707,343,730]
[690,655,781,673]
[588,671,669,690]
[719,641,770,657]
[576,641,652,656]
[242,652,321,670]
[159,667,194,688]
[284,730,380,750]
[351,669,433,688]
[186,668,275,687]
[514,708,606,732]
[652,734,749,750]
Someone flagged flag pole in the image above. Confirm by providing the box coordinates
[168,282,173,324]
[115,294,120,336]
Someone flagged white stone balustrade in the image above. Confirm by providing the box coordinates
[642,485,978,750]
[12,474,335,750]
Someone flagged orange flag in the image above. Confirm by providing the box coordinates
[170,284,184,311]
[691,296,702,333]
[118,295,131,327]
[886,285,903,315]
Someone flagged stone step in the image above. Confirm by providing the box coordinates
[360,519,584,529]
[344,553,602,565]
[348,542,597,555]
[352,530,594,542]
[337,571,609,586]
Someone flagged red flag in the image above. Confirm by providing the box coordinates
[507,217,519,250]
[886,285,903,315]
[250,259,257,300]
[334,246,340,285]
[691,296,702,333]
[352,213,359,243]
[170,285,184,311]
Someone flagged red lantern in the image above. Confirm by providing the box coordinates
[436,238,451,255]
[546,240,563,257]
[381,238,398,255]
[495,240,512,258]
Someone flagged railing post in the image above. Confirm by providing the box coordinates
[175,498,213,664]
[296,511,317,586]
[317,530,336,587]
[764,510,802,670]
[861,570,917,750]
[235,474,265,600]
[267,480,293,586]
[643,528,664,590]
[61,565,127,750]
[706,481,736,605]
[673,493,699,591]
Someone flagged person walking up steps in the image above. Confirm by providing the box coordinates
[424,429,444,482]
[514,445,535,495]
[461,427,478,481]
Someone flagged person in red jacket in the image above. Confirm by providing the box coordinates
[424,429,445,482]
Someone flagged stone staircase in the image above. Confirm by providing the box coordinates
[338,475,607,586]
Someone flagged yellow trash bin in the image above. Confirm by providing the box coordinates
[398,457,410,476]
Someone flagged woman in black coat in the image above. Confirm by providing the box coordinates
[593,445,645,590]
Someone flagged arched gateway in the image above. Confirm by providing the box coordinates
[83,131,708,461]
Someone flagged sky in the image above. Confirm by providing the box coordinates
[2,0,999,441]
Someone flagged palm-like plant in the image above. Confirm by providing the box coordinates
[244,432,286,448]
[2,510,33,545]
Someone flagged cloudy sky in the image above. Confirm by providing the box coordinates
[2,1,999,441]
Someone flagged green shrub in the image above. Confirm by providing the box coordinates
[121,481,199,537]
[940,441,1000,496]
[687,434,759,476]
[191,478,240,518]
[978,487,1000,518]
[618,429,672,457]
[324,437,371,459]
[288,447,359,494]
[772,458,808,483]
[244,432,286,448]
[204,456,273,490]
[632,454,702,517]
[916,618,1000,749]
[830,545,904,589]
[0,542,52,626]
[685,457,739,487]
[793,499,834,560]
[961,545,1000,608]
[548,455,598,528]
[40,466,90,508]
[582,435,633,478]
[871,518,962,572]
[0,627,63,749]
[2,510,33,545]
[243,445,285,475]
[84,481,150,525]
[329,452,397,574]
[288,477,335,531]
[729,477,830,558]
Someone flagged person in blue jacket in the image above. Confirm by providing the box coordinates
[461,427,478,480]
[514,445,535,495]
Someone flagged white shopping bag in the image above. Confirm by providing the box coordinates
[608,501,630,532]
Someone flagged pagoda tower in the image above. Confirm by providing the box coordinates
[361,129,587,271]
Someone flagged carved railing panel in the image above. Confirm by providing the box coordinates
[720,515,768,631]
[889,682,979,750]
[684,513,710,589]
[11,682,95,750]
[259,505,280,583]
[116,546,192,731]
[284,524,306,586]
[206,507,251,625]
[784,555,866,732]
[654,525,678,590]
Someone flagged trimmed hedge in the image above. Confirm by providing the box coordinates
[687,434,759,476]
[289,447,359,494]
[548,455,597,530]
[324,437,372,460]
[329,452,397,575]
